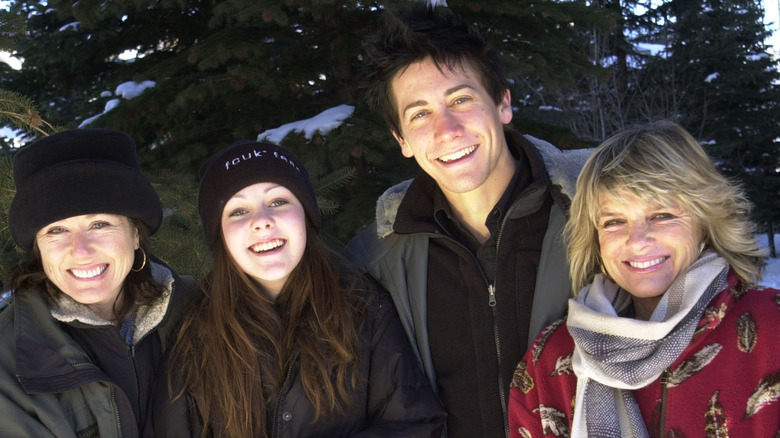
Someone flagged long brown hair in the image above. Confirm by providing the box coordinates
[169,219,366,437]
[10,218,165,323]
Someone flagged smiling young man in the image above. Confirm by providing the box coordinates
[342,3,587,437]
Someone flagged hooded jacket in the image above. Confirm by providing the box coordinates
[342,130,590,437]
[0,260,197,438]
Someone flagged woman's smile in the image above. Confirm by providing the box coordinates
[597,190,704,319]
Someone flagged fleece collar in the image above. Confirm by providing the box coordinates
[49,260,174,345]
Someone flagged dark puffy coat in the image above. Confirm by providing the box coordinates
[155,289,446,438]
[0,260,197,438]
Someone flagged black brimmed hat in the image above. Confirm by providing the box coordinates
[9,128,163,251]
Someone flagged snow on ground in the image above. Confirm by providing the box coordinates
[756,234,780,289]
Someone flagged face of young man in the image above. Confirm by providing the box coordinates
[390,57,515,201]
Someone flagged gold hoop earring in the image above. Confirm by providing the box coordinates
[131,247,147,272]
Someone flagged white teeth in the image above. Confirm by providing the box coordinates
[439,145,477,162]
[71,265,107,279]
[250,239,285,253]
[629,257,666,269]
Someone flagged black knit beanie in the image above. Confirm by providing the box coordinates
[9,128,163,252]
[198,140,320,250]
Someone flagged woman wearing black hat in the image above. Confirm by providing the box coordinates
[161,140,446,437]
[0,128,198,437]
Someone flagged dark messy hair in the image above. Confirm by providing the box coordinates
[361,1,509,137]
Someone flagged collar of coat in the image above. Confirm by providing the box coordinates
[373,131,593,238]
[49,260,174,345]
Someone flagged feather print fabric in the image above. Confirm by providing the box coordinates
[508,272,780,438]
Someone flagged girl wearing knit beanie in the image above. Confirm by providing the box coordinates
[160,141,446,437]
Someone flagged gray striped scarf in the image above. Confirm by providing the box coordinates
[567,251,729,437]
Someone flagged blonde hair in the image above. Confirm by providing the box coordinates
[565,120,766,294]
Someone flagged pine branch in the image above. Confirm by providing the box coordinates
[312,166,357,216]
[314,166,357,196]
[0,91,58,136]
[146,170,211,280]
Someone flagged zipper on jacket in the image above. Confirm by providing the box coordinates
[457,240,506,437]
[659,369,670,438]
[491,295,508,438]
[127,342,143,421]
[492,199,517,438]
[429,192,523,438]
[110,384,123,437]
[271,350,300,438]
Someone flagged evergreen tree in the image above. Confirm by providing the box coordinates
[533,0,685,142]
[658,0,780,255]
[4,0,611,246]
[6,0,384,172]
[0,9,57,146]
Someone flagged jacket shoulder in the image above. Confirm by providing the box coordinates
[343,219,420,273]
[522,134,593,201]
[341,178,416,268]
[373,179,413,239]
[730,284,780,317]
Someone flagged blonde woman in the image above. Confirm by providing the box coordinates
[508,121,780,437]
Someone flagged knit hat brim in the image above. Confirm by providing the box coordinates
[9,160,162,252]
[198,141,320,250]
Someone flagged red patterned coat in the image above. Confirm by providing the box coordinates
[508,270,780,438]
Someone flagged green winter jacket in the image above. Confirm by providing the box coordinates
[0,260,196,438]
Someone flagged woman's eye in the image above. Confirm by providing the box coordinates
[269,199,288,208]
[601,219,622,228]
[228,208,248,217]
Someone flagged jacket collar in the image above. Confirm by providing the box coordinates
[373,129,590,238]
[13,261,177,393]
[50,261,174,345]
